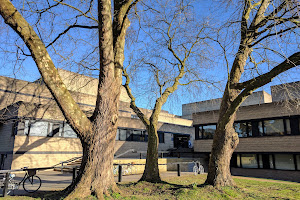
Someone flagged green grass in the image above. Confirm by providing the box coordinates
[117,175,300,200]
[2,175,300,200]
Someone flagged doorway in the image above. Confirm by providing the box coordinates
[173,134,189,148]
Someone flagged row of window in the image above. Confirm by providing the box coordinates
[116,129,165,143]
[16,120,165,143]
[231,153,300,171]
[195,116,300,139]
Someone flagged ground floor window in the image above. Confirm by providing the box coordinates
[274,154,295,170]
[233,153,299,171]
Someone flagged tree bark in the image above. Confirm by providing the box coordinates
[140,123,161,182]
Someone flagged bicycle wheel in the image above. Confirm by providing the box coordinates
[193,165,199,175]
[199,165,205,174]
[23,175,41,193]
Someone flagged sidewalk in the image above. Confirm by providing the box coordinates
[3,171,195,196]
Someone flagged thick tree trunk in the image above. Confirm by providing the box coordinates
[64,81,120,199]
[63,129,118,199]
[205,112,239,187]
[140,123,161,182]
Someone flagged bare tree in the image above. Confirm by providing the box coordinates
[0,0,139,199]
[123,0,214,182]
[206,0,300,187]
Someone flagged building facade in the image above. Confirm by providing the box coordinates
[183,82,300,182]
[0,69,194,170]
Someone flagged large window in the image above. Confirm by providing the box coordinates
[274,154,295,170]
[28,121,49,137]
[116,128,148,142]
[202,125,216,139]
[234,153,299,171]
[241,154,258,168]
[263,119,285,136]
[196,115,300,140]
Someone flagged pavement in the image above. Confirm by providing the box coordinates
[1,170,195,197]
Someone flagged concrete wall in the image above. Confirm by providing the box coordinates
[182,91,272,119]
[11,136,82,169]
[193,101,300,125]
[271,81,300,102]
[194,136,300,153]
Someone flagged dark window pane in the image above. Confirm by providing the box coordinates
[132,130,142,141]
[247,122,253,136]
[258,121,264,136]
[158,132,165,143]
[296,155,300,170]
[126,130,132,141]
[202,125,216,139]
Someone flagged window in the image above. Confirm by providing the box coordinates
[263,119,285,136]
[237,154,241,167]
[119,129,127,141]
[63,123,77,138]
[158,132,165,143]
[296,155,300,170]
[48,123,60,137]
[241,154,258,168]
[258,154,263,168]
[247,122,253,136]
[234,122,247,137]
[285,119,291,135]
[132,130,142,141]
[274,154,295,170]
[202,125,216,139]
[258,121,264,136]
[29,121,49,136]
[116,129,120,140]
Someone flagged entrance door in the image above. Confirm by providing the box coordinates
[174,134,189,148]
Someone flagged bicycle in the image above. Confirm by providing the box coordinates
[193,161,204,175]
[1,168,41,195]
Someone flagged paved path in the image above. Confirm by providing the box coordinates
[2,171,195,197]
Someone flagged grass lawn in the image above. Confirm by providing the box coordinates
[2,174,300,200]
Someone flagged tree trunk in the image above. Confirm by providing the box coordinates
[140,123,161,182]
[64,81,120,199]
[205,113,239,187]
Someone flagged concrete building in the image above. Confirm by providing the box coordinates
[183,81,300,182]
[0,69,194,170]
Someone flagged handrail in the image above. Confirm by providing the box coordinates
[114,149,136,159]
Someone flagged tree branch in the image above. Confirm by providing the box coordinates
[122,68,150,126]
[232,52,300,90]
[46,24,98,48]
